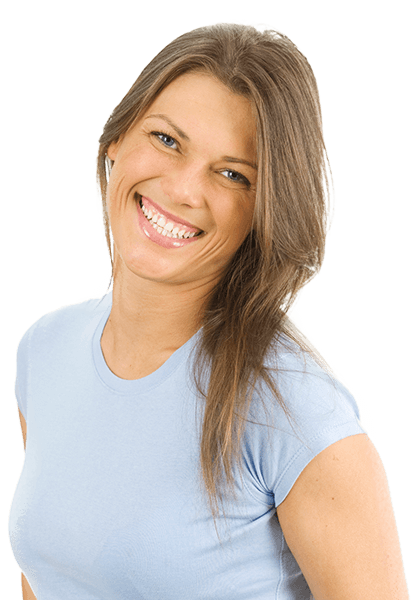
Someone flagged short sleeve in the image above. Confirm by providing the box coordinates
[14,321,38,423]
[242,346,367,509]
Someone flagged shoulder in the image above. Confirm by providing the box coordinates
[16,292,111,357]
[15,290,111,379]
[259,332,362,432]
[14,293,111,422]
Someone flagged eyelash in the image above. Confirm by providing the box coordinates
[150,130,251,187]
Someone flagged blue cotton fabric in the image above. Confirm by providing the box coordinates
[9,291,366,599]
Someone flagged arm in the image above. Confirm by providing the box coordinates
[276,433,409,600]
[18,409,38,600]
[18,408,27,452]
[22,573,37,600]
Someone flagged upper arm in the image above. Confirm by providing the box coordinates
[18,408,27,451]
[22,572,37,600]
[18,412,36,598]
[276,433,409,600]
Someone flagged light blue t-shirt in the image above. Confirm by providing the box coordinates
[9,291,366,600]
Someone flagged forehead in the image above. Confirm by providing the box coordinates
[142,72,257,156]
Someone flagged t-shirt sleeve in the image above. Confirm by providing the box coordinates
[243,347,367,509]
[14,321,39,423]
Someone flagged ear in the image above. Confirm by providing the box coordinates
[107,139,120,161]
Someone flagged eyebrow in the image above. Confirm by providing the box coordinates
[221,156,257,171]
[144,113,257,170]
[144,114,190,141]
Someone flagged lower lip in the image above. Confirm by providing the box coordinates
[135,197,202,249]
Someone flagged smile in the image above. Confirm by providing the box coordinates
[135,195,204,249]
[139,197,203,239]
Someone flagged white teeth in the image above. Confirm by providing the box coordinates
[140,200,202,240]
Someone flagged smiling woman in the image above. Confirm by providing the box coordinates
[9,23,409,600]
[104,71,257,286]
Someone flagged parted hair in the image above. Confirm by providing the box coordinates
[97,23,333,546]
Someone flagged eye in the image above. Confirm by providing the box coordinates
[151,131,178,149]
[220,169,250,186]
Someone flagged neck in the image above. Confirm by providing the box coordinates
[101,263,216,370]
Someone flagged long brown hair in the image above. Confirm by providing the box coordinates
[97,23,333,546]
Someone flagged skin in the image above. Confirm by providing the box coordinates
[276,434,409,599]
[17,72,409,599]
[103,71,258,379]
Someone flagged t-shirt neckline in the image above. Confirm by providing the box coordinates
[92,291,201,395]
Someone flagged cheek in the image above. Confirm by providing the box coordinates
[223,198,255,240]
[107,151,163,216]
[116,147,168,189]
[127,149,163,176]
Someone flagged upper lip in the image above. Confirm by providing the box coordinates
[139,195,203,233]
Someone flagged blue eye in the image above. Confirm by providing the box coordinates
[221,169,250,186]
[152,132,177,149]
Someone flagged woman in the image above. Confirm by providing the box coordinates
[10,23,408,600]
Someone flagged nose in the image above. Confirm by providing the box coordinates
[160,159,207,209]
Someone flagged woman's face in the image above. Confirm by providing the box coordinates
[107,71,257,289]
